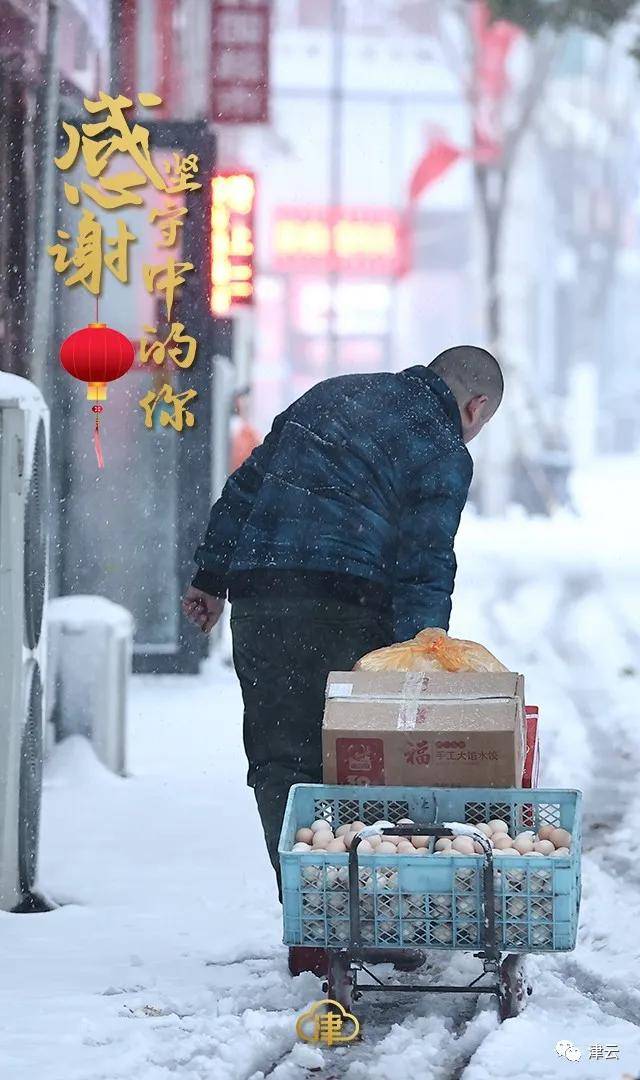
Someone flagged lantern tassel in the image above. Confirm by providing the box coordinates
[93,417,104,469]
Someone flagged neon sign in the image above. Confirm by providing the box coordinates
[273,207,406,275]
[210,171,256,315]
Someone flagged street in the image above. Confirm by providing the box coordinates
[1,459,639,1080]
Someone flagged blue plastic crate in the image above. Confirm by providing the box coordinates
[279,785,581,953]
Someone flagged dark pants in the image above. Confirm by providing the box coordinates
[231,596,393,896]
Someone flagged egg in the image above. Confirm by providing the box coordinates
[537,825,555,842]
[327,892,348,914]
[474,841,488,855]
[435,838,452,852]
[494,848,519,857]
[411,835,429,848]
[335,824,352,838]
[291,842,312,852]
[303,892,324,914]
[534,840,555,856]
[493,835,514,850]
[529,868,551,892]
[524,851,544,857]
[455,865,474,885]
[356,864,371,889]
[452,836,475,855]
[335,866,350,886]
[310,819,332,833]
[415,848,429,856]
[475,823,494,838]
[368,835,382,850]
[325,865,340,886]
[488,819,509,834]
[513,835,534,855]
[358,867,372,887]
[377,841,398,855]
[312,832,332,849]
[380,834,401,845]
[401,921,420,943]
[431,923,453,944]
[552,846,571,858]
[350,821,366,833]
[326,838,347,853]
[295,828,314,844]
[342,832,357,849]
[357,840,374,854]
[360,923,375,944]
[549,828,572,850]
[506,896,526,917]
[531,925,552,947]
[377,868,398,889]
[396,817,414,826]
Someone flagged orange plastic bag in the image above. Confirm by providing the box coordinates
[355,627,508,673]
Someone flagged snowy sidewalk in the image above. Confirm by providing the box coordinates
[2,468,640,1078]
[0,663,308,1080]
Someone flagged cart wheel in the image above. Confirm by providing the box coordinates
[325,949,354,1013]
[498,954,531,1021]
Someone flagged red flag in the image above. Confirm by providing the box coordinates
[471,0,522,162]
[408,138,463,203]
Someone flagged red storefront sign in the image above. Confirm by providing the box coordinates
[211,0,271,124]
[272,207,408,276]
[210,171,256,316]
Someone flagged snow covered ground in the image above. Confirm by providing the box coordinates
[1,457,640,1080]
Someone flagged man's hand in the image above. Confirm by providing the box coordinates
[182,586,225,634]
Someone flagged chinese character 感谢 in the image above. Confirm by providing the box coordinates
[54,92,170,210]
[48,210,135,295]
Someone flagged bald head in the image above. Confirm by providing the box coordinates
[428,345,503,443]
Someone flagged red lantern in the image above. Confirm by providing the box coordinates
[59,322,135,468]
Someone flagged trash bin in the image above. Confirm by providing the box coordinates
[47,596,134,775]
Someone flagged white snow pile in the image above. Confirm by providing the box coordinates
[48,594,135,637]
[1,457,639,1079]
[0,371,47,410]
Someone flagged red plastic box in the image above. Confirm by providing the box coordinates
[522,705,540,788]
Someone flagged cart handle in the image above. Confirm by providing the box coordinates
[347,823,498,963]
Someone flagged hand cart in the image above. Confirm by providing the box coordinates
[279,785,581,1024]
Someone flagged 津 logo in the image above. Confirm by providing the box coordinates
[296,1000,360,1046]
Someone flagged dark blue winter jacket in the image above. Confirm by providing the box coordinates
[193,366,473,638]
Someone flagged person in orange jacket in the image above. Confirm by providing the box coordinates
[229,387,261,474]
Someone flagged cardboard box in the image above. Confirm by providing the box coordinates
[522,705,540,789]
[322,671,525,789]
